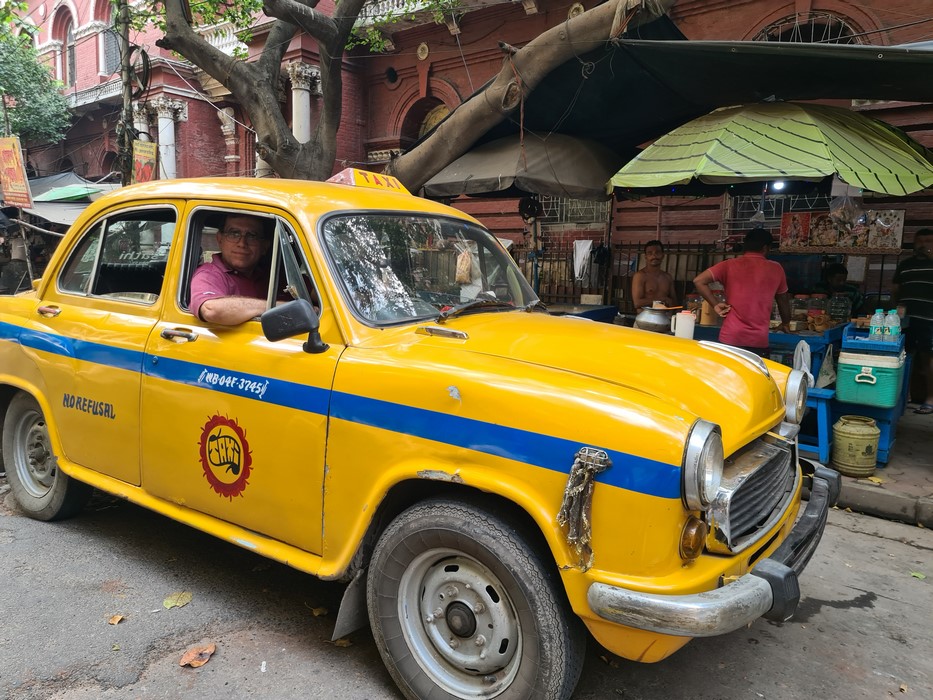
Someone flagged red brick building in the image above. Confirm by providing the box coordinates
[15,0,933,305]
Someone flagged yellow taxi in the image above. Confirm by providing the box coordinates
[0,172,839,700]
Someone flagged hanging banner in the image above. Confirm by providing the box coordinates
[132,140,158,184]
[0,137,34,208]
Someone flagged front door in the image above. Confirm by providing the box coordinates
[140,206,340,554]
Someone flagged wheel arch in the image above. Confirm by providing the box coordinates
[0,382,69,474]
[330,478,567,641]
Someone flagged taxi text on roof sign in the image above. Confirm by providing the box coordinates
[326,168,410,194]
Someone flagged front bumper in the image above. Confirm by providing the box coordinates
[587,463,840,638]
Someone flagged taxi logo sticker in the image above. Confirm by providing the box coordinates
[199,415,252,499]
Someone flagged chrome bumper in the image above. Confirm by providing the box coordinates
[587,464,840,638]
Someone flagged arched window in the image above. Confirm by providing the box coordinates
[63,17,76,86]
[754,12,864,44]
[102,16,120,75]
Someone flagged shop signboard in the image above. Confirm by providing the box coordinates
[0,137,33,209]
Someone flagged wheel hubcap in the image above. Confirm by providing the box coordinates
[16,413,56,497]
[399,549,522,698]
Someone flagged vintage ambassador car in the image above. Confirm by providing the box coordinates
[0,172,838,700]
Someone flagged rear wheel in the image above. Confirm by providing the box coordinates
[367,499,585,700]
[2,393,91,521]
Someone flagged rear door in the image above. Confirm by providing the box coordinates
[29,205,180,485]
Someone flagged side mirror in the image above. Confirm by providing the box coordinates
[261,299,329,354]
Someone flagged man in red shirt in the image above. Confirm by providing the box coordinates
[694,228,792,355]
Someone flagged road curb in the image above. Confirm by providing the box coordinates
[837,479,932,528]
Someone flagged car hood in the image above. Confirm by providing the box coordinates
[369,311,786,447]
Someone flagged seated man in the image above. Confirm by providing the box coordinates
[190,214,272,325]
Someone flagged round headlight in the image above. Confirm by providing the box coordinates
[784,369,809,424]
[682,420,724,511]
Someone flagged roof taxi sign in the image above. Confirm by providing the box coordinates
[326,168,410,195]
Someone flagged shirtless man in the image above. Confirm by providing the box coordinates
[632,239,675,308]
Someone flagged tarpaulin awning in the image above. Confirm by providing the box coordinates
[423,133,622,201]
[22,201,94,226]
[475,37,933,157]
[33,184,103,202]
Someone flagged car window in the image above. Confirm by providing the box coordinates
[321,214,535,324]
[57,208,177,304]
[182,209,322,318]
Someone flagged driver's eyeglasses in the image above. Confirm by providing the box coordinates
[222,229,265,244]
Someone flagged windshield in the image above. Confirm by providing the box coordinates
[321,214,537,324]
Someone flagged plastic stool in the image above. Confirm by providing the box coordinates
[798,387,835,464]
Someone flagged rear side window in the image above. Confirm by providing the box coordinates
[57,208,177,304]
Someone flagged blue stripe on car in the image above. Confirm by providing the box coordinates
[0,322,681,498]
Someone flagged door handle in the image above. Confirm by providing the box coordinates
[161,328,198,343]
[37,305,61,318]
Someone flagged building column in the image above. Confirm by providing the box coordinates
[132,101,152,141]
[152,96,186,180]
[217,107,241,176]
[285,61,321,144]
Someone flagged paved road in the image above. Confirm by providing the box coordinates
[1,484,931,700]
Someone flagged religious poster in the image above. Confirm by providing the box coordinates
[778,209,904,253]
[865,210,904,249]
[0,137,33,208]
[779,212,810,247]
[132,140,158,184]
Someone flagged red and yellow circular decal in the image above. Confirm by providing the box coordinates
[199,415,252,499]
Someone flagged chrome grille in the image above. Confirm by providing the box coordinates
[706,437,797,554]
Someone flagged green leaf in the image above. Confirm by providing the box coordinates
[163,591,194,609]
[910,572,926,580]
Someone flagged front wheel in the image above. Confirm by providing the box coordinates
[2,393,91,521]
[367,499,584,700]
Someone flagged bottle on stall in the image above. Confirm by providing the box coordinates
[828,293,851,325]
[791,294,810,322]
[883,309,901,343]
[807,293,828,318]
[868,308,886,341]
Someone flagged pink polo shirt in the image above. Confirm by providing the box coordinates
[708,252,788,349]
[190,254,268,320]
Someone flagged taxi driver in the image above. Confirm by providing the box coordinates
[190,214,272,325]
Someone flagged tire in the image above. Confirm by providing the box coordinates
[367,499,585,700]
[2,393,91,521]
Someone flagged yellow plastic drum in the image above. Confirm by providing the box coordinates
[831,415,881,477]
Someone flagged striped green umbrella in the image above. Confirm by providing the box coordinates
[611,102,933,195]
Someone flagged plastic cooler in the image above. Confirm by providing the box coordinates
[835,350,906,408]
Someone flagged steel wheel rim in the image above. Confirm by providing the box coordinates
[13,408,56,499]
[397,547,522,698]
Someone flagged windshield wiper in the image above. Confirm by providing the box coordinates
[522,299,549,313]
[437,298,516,323]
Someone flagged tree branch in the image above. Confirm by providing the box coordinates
[389,0,675,192]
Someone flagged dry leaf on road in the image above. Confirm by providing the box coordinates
[108,615,125,625]
[179,643,216,668]
[163,591,193,609]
